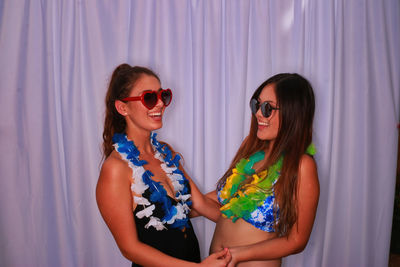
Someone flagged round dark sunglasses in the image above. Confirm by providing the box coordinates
[250,98,279,118]
[122,89,172,110]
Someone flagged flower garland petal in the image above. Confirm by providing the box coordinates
[136,205,155,219]
[145,217,167,230]
[134,196,151,205]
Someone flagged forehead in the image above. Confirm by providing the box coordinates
[258,83,277,102]
[131,75,161,94]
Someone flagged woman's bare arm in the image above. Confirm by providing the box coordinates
[181,168,221,222]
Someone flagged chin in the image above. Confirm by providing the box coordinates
[257,131,276,141]
[151,122,163,130]
[257,134,268,141]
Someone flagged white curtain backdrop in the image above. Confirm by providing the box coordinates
[0,1,399,266]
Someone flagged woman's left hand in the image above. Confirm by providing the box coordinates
[226,246,240,267]
[201,248,232,267]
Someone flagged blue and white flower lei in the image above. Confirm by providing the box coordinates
[112,132,192,231]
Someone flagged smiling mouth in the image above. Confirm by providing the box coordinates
[258,121,270,126]
[149,111,162,118]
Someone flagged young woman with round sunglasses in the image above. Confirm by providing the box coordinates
[208,73,319,266]
[96,63,231,267]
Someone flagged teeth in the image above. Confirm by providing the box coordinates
[258,121,269,126]
[149,112,162,117]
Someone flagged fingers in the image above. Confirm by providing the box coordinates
[206,248,232,267]
[223,248,232,263]
[212,248,228,259]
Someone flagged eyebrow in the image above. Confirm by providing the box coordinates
[257,97,275,104]
[138,88,162,93]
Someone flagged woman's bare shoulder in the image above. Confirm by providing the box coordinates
[299,154,317,174]
[297,154,319,191]
[99,150,131,184]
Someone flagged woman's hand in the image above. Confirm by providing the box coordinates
[200,248,231,267]
[226,246,240,267]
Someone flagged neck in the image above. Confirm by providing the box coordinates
[125,127,153,154]
[263,140,274,158]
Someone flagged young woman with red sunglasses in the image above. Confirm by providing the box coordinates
[208,73,319,267]
[96,63,231,267]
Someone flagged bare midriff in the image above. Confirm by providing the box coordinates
[210,216,281,267]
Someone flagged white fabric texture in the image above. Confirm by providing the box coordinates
[0,1,399,266]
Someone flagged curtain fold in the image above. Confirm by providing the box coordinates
[0,1,399,266]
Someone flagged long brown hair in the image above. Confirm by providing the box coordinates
[102,64,160,158]
[217,73,315,236]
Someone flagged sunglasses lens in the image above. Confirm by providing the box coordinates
[251,100,276,118]
[143,92,158,109]
[250,98,259,114]
[161,90,172,106]
[261,102,273,118]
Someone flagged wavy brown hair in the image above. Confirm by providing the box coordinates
[217,73,315,236]
[102,64,160,158]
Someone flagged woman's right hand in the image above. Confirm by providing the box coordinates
[200,248,231,266]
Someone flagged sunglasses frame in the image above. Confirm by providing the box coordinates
[122,88,172,110]
[250,98,279,118]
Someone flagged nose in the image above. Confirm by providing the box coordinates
[154,96,164,108]
[255,107,263,118]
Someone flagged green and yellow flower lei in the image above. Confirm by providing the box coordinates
[219,143,316,222]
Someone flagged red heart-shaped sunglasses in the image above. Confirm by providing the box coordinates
[122,89,172,110]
